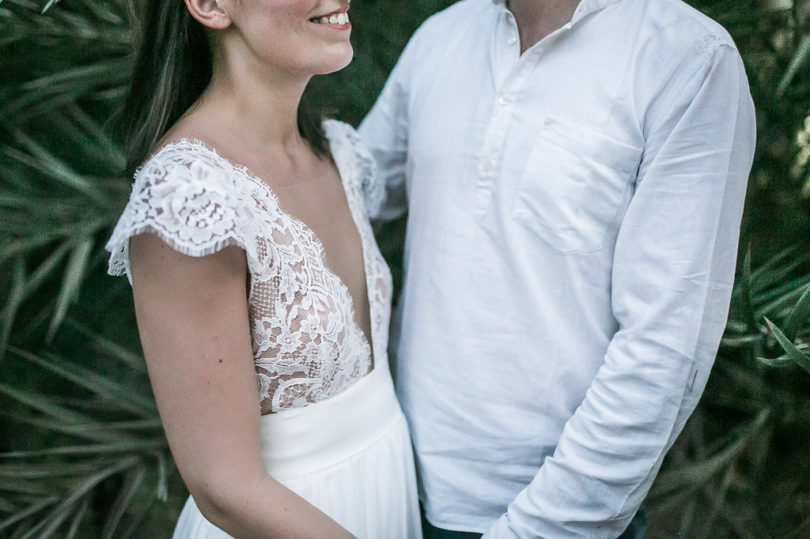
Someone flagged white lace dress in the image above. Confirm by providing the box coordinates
[106,120,420,538]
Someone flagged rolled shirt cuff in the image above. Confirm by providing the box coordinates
[482,514,520,539]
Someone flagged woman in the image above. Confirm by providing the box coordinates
[105,0,420,537]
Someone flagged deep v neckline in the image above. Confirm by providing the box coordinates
[163,137,377,369]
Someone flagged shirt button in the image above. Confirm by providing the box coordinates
[479,160,493,175]
[498,95,512,106]
[508,36,518,45]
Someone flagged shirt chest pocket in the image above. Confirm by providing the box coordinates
[511,116,642,254]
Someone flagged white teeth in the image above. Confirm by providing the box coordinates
[313,12,349,24]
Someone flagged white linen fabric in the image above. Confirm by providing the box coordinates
[106,120,392,414]
[359,0,756,536]
[172,361,421,539]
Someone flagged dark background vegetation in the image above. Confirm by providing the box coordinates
[1,0,809,537]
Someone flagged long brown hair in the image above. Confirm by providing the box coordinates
[119,0,327,176]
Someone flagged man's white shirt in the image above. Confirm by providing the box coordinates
[359,0,755,536]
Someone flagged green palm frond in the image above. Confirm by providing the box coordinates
[0,340,171,537]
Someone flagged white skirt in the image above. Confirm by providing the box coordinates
[172,362,422,538]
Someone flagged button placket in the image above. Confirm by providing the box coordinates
[476,96,513,213]
[475,52,541,216]
[477,7,548,216]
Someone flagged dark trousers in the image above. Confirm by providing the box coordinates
[421,506,647,539]
[421,510,481,539]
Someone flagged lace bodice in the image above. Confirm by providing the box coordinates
[106,120,392,414]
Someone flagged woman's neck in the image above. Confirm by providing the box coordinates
[189,43,312,155]
[203,79,306,152]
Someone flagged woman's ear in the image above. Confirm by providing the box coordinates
[184,0,231,30]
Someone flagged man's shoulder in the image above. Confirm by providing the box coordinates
[426,0,494,23]
[639,0,737,53]
[411,0,494,42]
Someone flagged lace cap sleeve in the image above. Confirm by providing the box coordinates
[105,143,256,280]
[324,120,384,219]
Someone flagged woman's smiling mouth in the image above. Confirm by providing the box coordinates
[311,11,349,25]
[310,4,350,26]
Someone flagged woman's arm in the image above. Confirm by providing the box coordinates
[130,233,354,538]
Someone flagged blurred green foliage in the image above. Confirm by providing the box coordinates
[0,0,809,537]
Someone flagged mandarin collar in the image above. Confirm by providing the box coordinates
[491,0,621,26]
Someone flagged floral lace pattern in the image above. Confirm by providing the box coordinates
[106,120,392,414]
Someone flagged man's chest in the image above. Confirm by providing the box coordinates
[405,39,645,255]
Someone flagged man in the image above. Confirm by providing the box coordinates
[359,0,755,536]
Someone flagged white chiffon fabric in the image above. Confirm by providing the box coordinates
[173,361,421,539]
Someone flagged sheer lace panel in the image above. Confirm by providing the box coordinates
[106,120,393,414]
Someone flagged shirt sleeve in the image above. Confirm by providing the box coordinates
[106,152,255,283]
[357,32,420,221]
[484,42,756,538]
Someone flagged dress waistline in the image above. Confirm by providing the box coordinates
[259,361,403,481]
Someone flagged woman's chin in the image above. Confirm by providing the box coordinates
[314,45,354,75]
